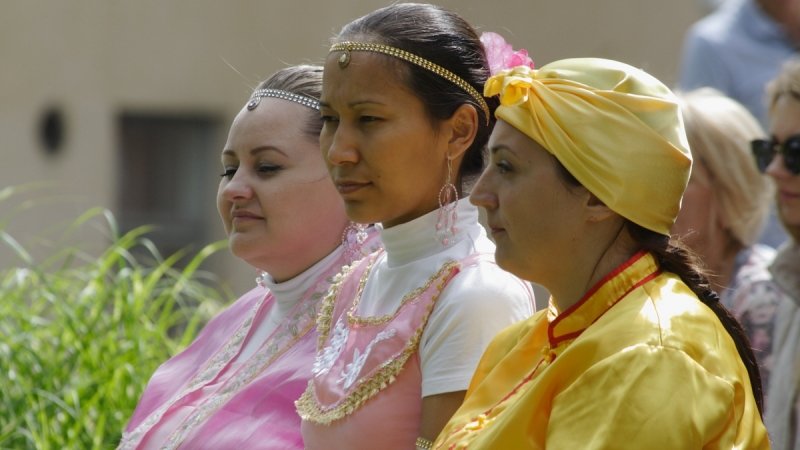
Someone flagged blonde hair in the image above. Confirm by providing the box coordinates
[767,56,800,111]
[677,88,773,247]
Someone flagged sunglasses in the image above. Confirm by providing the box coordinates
[751,134,800,175]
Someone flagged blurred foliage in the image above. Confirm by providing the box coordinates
[0,186,227,449]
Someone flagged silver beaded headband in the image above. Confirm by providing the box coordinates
[246,89,320,111]
[330,41,491,124]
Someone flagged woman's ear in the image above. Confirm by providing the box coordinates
[584,192,617,224]
[445,103,479,159]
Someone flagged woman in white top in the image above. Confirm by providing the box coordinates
[295,4,534,450]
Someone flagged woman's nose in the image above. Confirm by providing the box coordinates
[222,170,254,201]
[766,153,793,180]
[324,126,359,166]
[469,171,498,210]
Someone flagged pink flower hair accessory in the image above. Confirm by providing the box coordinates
[480,32,534,75]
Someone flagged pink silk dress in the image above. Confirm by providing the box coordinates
[297,251,473,449]
[119,242,375,450]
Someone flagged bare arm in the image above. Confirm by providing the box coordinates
[419,390,466,441]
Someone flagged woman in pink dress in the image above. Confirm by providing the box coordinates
[295,5,535,450]
[119,65,377,449]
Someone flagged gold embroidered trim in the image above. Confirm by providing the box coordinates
[348,255,457,326]
[315,255,378,349]
[296,261,459,425]
[416,436,434,449]
[330,41,491,124]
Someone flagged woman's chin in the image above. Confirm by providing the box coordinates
[343,203,379,226]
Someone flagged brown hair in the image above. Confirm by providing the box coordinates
[256,65,323,141]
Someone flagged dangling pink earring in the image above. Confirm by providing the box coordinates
[342,222,368,261]
[436,157,458,246]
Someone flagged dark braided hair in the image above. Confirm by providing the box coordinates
[556,160,764,414]
[628,222,764,414]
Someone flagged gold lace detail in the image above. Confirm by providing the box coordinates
[296,260,459,425]
[416,436,434,449]
[347,259,459,326]
[315,254,378,349]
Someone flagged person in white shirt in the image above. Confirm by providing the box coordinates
[294,4,535,450]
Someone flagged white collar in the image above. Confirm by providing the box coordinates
[262,245,344,310]
[378,199,480,268]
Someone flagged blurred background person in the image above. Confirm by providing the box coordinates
[678,0,799,248]
[120,65,377,450]
[673,87,775,309]
[678,0,800,127]
[735,56,800,450]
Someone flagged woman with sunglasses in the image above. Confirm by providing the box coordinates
[737,56,800,450]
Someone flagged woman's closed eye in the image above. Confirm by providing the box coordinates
[220,167,237,180]
[359,115,382,123]
[219,164,282,180]
[495,160,513,174]
[257,164,283,175]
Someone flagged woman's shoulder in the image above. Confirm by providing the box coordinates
[443,258,534,309]
[450,238,528,285]
[422,253,535,340]
[215,286,269,321]
[595,274,734,357]
[185,286,270,347]
[630,276,754,374]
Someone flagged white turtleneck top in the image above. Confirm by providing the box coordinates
[357,199,535,396]
[237,246,345,362]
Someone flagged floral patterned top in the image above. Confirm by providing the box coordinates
[732,240,800,450]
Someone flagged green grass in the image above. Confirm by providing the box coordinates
[0,195,227,449]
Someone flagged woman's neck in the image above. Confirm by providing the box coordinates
[549,226,638,313]
[262,239,342,284]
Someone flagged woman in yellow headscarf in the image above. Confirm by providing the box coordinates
[433,58,769,449]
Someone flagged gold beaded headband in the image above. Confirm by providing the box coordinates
[246,89,320,111]
[330,41,491,124]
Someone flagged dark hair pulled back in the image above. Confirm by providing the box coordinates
[256,65,324,141]
[335,3,497,187]
[627,223,763,414]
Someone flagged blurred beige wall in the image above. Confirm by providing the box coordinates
[0,0,709,296]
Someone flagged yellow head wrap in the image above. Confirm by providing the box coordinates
[484,58,692,236]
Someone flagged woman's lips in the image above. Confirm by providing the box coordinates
[335,180,370,195]
[778,189,800,202]
[488,224,506,237]
[231,210,263,224]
